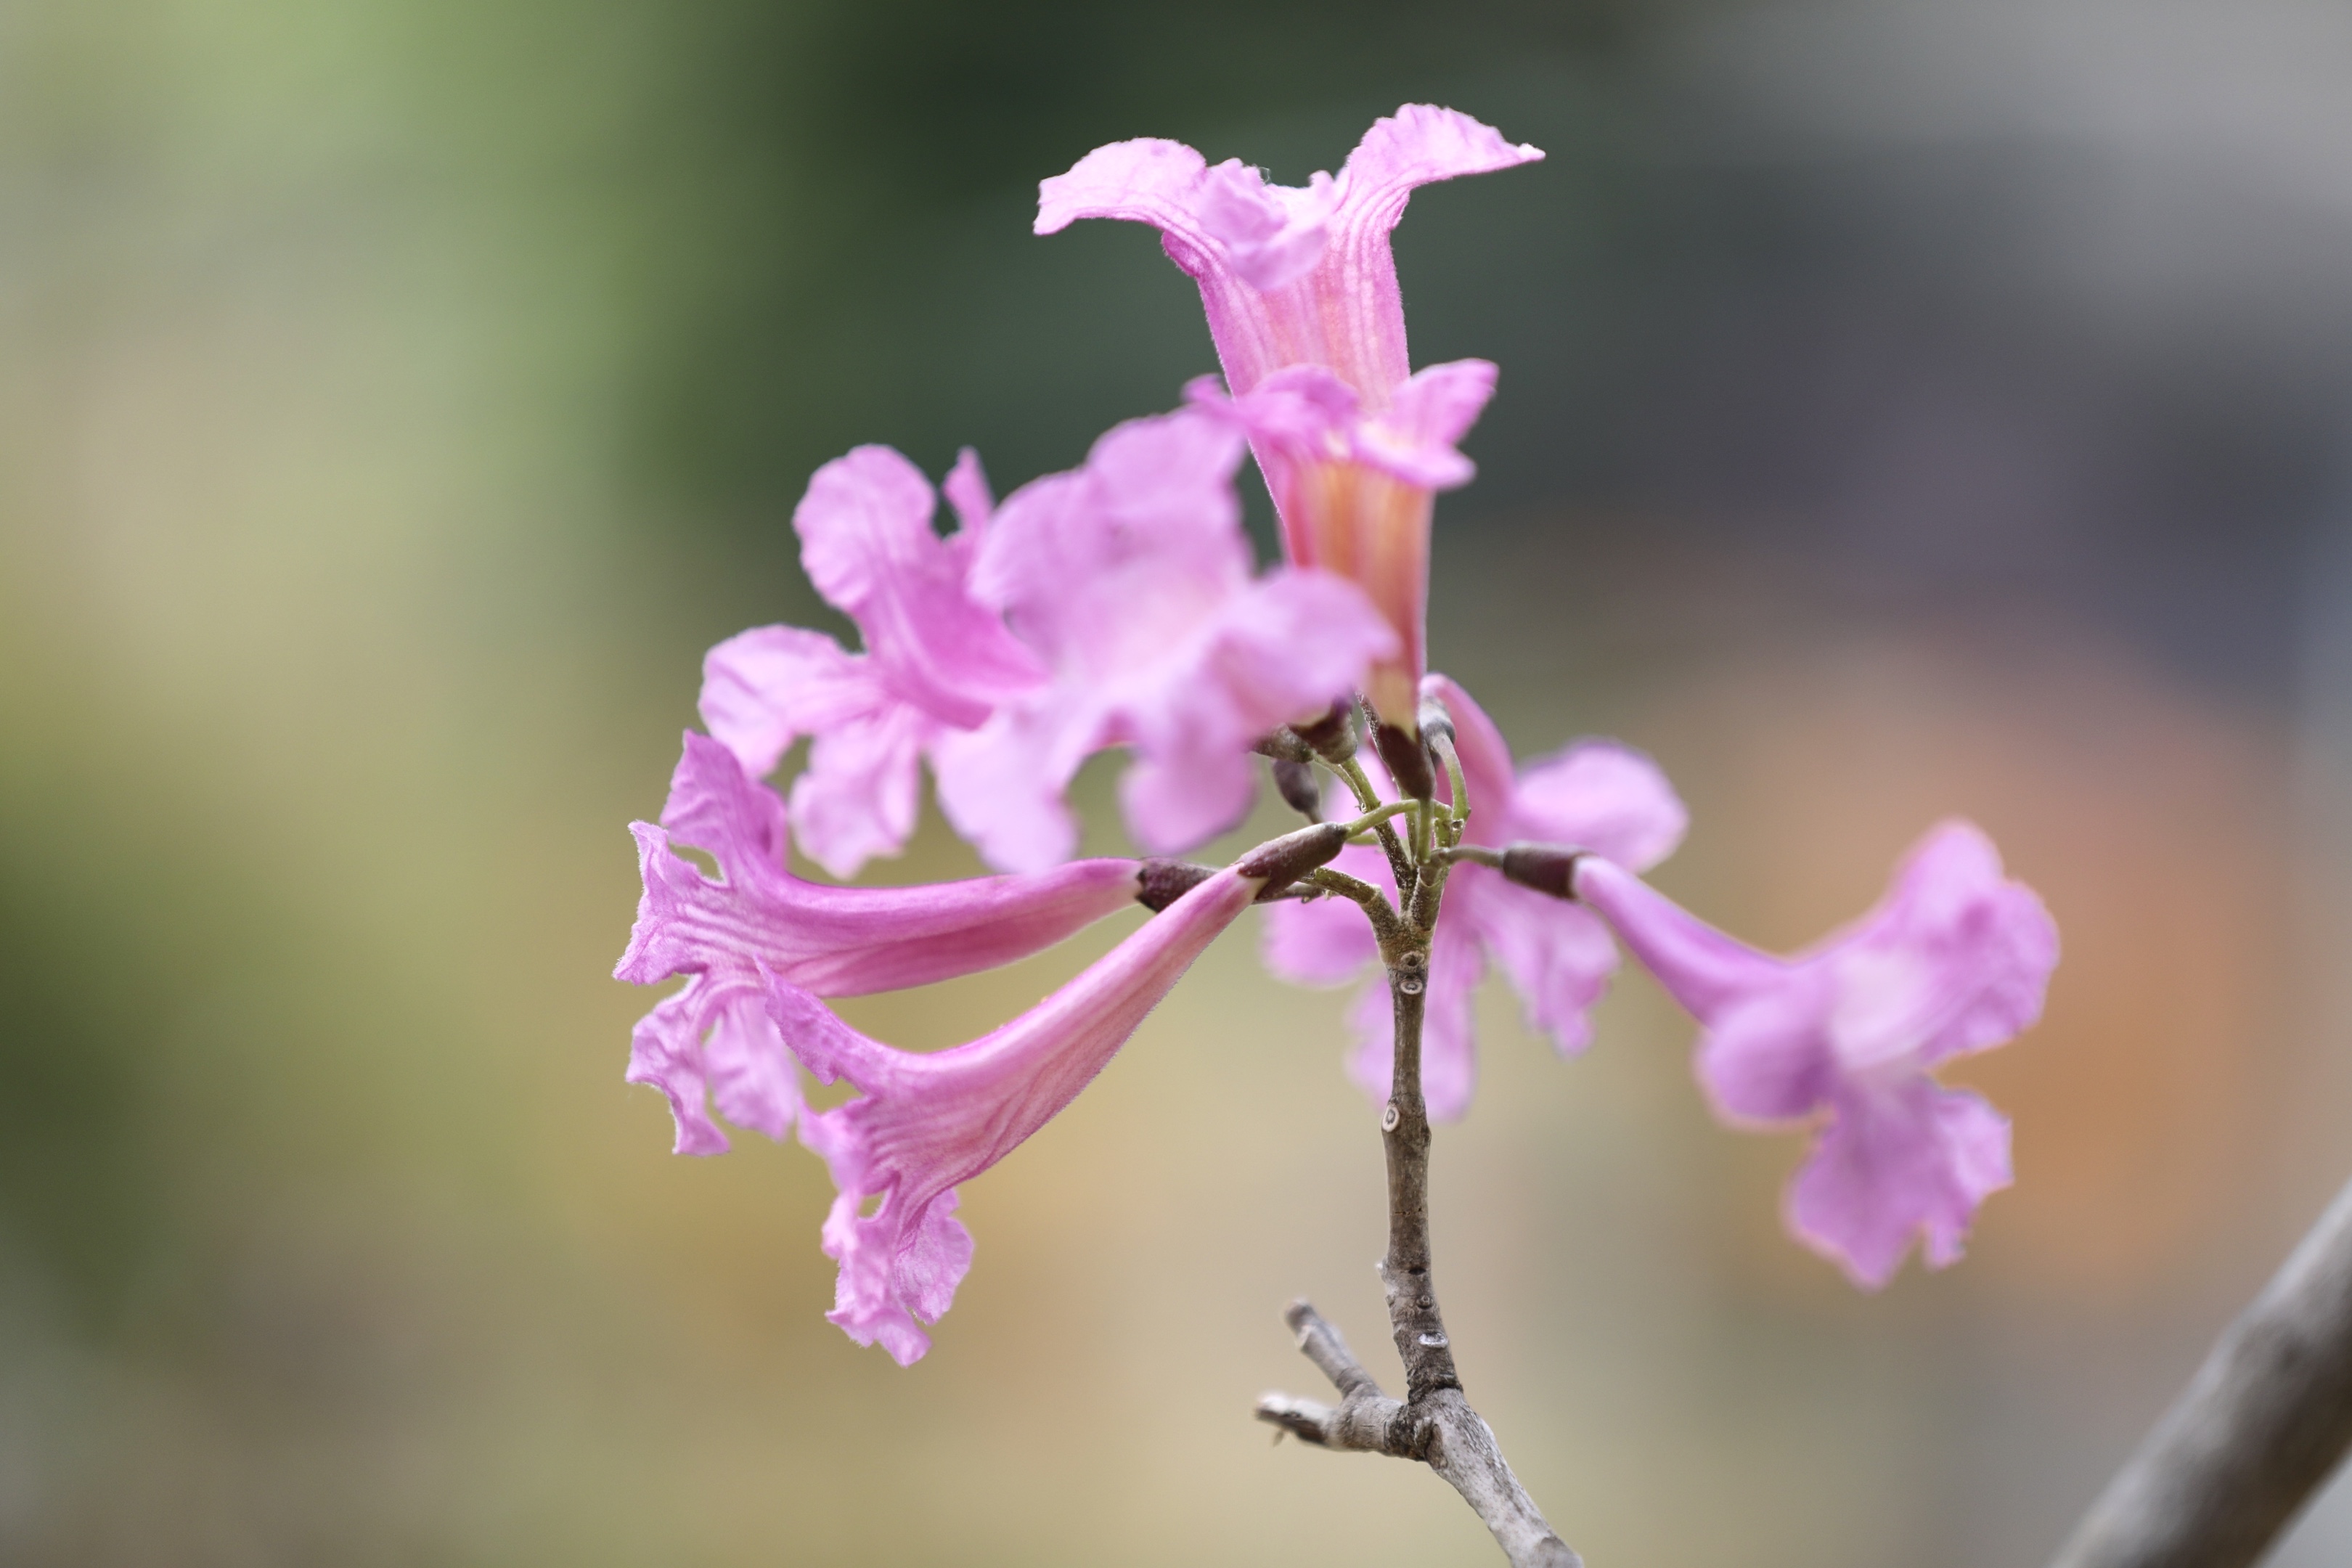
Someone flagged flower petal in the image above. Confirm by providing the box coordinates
[656,725,791,867]
[1193,161,1339,292]
[1352,359,1495,489]
[1333,105,1545,237]
[795,445,1042,727]
[1467,872,1621,1058]
[1693,978,1838,1125]
[1201,363,1362,452]
[1784,1079,2013,1289]
[965,407,1392,863]
[942,446,994,540]
[699,624,881,780]
[624,977,763,1156]
[621,972,803,1154]
[787,703,932,880]
[1212,362,1490,491]
[928,704,1086,875]
[802,1109,973,1368]
[1116,739,1257,858]
[703,984,801,1141]
[1035,136,1213,248]
[1111,567,1395,853]
[972,408,1254,656]
[1846,820,2060,1069]
[1508,741,1689,872]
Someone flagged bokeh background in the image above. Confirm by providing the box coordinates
[6,0,2352,1562]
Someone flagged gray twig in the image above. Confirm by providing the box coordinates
[1259,858,1580,1568]
[1257,1303,1405,1449]
[2049,1172,2352,1568]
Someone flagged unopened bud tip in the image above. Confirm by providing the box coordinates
[1498,841,1585,900]
[1236,821,1349,896]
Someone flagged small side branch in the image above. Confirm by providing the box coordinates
[1337,754,1418,899]
[1257,1302,1405,1450]
[1310,866,1405,950]
[2049,1172,2352,1568]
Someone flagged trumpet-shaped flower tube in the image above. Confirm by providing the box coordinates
[937,407,1395,872]
[1570,822,2058,1287]
[1039,105,1540,723]
[616,732,1146,1155]
[1037,105,1538,419]
[1263,674,1686,1119]
[780,824,1349,1363]
[700,446,1045,877]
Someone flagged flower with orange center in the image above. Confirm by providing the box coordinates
[1038,105,1540,727]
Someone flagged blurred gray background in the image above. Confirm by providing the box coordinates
[5,0,2352,1561]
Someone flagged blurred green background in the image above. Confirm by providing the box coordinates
[7,0,2352,1561]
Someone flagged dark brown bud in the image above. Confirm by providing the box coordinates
[1135,859,1217,912]
[1291,701,1364,765]
[1251,727,1317,764]
[1234,821,1349,899]
[1498,842,1585,900]
[1374,722,1437,802]
[1271,757,1323,821]
[1138,853,1329,912]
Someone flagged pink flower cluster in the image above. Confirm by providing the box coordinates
[614,105,2060,1363]
[702,420,1389,879]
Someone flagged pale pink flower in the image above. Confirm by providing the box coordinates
[1262,674,1686,1119]
[1038,105,1541,724]
[1571,822,2059,1287]
[937,406,1395,872]
[616,732,1147,1155]
[700,445,1044,878]
[781,825,1348,1363]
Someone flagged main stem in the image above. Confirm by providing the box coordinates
[1259,807,1580,1566]
[1381,950,1461,1406]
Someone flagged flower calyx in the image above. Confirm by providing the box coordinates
[1494,841,1588,901]
[1235,822,1352,894]
[1373,720,1437,803]
[1272,758,1325,822]
[1292,699,1367,765]
[1139,822,1352,912]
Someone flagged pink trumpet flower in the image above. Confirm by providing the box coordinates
[1264,674,1685,1119]
[779,824,1349,1364]
[1039,105,1541,725]
[616,732,1148,1156]
[699,445,1045,878]
[1569,823,2059,1288]
[936,405,1395,872]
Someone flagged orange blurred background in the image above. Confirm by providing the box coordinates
[5,1,2352,1563]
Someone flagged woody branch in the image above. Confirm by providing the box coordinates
[2048,1171,2352,1568]
[1256,722,1580,1568]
